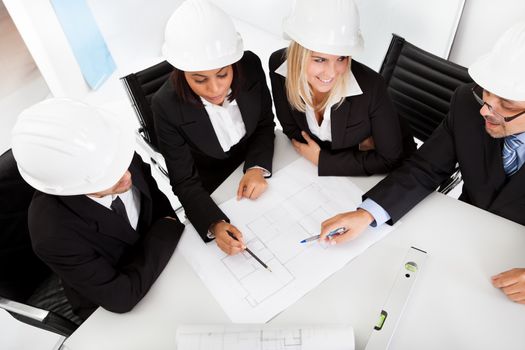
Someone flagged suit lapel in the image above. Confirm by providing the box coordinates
[60,195,139,245]
[490,137,525,210]
[469,127,506,208]
[293,109,310,135]
[179,103,226,159]
[129,156,153,232]
[476,127,525,211]
[330,99,351,149]
[236,81,261,135]
[482,128,505,180]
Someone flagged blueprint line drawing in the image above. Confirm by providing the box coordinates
[175,325,355,350]
[178,158,396,323]
[221,184,336,307]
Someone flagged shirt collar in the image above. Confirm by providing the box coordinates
[86,188,133,209]
[512,132,525,145]
[87,193,117,209]
[275,60,363,98]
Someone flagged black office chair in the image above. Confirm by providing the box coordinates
[0,149,79,336]
[121,60,173,154]
[379,34,473,194]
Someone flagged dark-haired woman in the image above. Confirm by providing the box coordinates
[152,0,274,255]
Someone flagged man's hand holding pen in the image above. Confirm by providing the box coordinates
[319,209,374,245]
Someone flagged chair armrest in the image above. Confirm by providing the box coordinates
[0,297,49,321]
[0,297,78,337]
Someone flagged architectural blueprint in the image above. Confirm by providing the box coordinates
[178,158,395,323]
[176,325,354,350]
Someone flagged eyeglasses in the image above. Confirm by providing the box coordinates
[471,85,525,124]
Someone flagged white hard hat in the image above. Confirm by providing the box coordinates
[283,0,364,56]
[11,98,135,196]
[468,21,525,101]
[162,0,244,71]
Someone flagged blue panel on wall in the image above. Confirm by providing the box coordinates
[51,0,116,90]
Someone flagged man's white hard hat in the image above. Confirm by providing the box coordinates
[469,21,525,101]
[11,98,135,196]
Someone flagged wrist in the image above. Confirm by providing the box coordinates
[246,168,264,176]
[357,208,374,225]
[208,220,226,238]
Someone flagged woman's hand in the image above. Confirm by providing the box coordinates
[359,136,376,151]
[237,168,268,200]
[292,131,321,166]
[210,221,245,255]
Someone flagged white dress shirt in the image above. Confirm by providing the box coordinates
[87,186,141,230]
[201,93,246,152]
[200,92,271,177]
[275,60,363,141]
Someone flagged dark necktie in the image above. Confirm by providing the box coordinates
[110,196,132,227]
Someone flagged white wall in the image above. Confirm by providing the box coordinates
[449,0,525,67]
[86,0,466,80]
[354,0,465,70]
[3,0,89,98]
[86,0,183,75]
[3,0,525,113]
[211,0,293,37]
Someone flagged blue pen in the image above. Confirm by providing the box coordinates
[300,227,347,243]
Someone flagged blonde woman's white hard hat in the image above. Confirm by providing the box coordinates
[283,0,364,56]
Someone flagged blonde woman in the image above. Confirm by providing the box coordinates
[269,0,415,176]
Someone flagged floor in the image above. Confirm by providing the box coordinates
[0,1,50,154]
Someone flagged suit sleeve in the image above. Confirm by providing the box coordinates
[152,97,228,240]
[269,49,304,142]
[31,216,184,314]
[242,53,275,174]
[318,76,405,176]
[364,90,461,223]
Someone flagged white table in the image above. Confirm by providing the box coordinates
[63,131,525,350]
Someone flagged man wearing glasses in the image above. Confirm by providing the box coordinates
[319,21,525,303]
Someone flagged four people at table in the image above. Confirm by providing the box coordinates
[8,0,525,324]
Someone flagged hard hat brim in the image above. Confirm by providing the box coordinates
[469,54,525,102]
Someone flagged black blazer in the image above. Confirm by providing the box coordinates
[28,154,185,319]
[269,48,415,176]
[152,50,275,238]
[0,149,50,302]
[366,83,525,226]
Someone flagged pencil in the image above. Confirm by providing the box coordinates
[227,230,272,272]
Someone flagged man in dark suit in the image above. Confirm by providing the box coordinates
[319,22,525,304]
[11,98,185,321]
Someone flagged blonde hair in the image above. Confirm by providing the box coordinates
[285,41,351,113]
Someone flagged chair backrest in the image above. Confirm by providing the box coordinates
[0,149,51,302]
[379,34,473,142]
[121,60,173,149]
[0,150,82,335]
